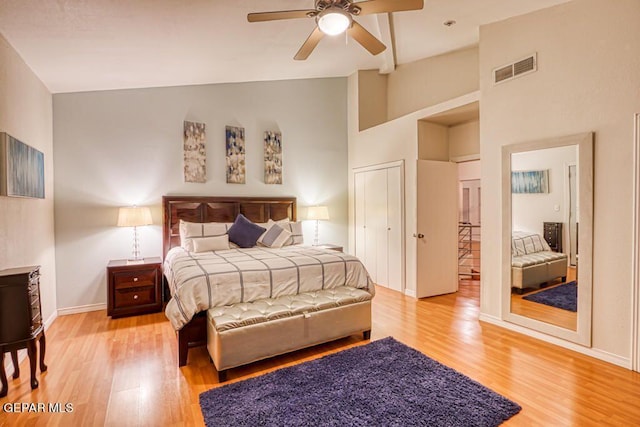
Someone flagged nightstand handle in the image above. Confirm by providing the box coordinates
[133,294,139,300]
[133,277,138,282]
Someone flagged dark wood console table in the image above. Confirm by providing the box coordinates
[0,266,47,398]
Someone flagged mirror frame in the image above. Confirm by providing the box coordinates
[501,132,594,346]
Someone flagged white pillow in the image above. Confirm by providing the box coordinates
[193,235,230,252]
[258,223,292,248]
[179,220,231,252]
[269,218,303,245]
[285,221,304,245]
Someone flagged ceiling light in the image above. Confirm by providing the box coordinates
[317,8,352,36]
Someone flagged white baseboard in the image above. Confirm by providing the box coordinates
[57,302,107,316]
[478,313,501,323]
[44,310,58,330]
[589,348,632,369]
[479,314,631,369]
[404,288,417,298]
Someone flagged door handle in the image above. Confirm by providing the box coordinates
[413,233,424,239]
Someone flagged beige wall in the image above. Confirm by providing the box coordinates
[355,47,479,132]
[418,121,449,161]
[387,47,479,121]
[417,119,480,161]
[449,120,480,159]
[480,0,640,364]
[53,78,349,310]
[358,70,388,131]
[0,34,56,324]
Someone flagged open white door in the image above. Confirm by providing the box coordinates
[416,160,459,298]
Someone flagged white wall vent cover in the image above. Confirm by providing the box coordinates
[493,53,537,85]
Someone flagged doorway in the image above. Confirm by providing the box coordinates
[415,99,480,300]
[458,161,481,282]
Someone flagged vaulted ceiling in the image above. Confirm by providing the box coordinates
[0,0,569,93]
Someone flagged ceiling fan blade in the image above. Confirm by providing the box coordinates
[354,0,424,15]
[248,9,316,23]
[294,27,325,60]
[347,21,386,56]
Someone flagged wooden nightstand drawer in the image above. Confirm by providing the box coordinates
[107,257,162,318]
[114,285,156,308]
[113,269,157,290]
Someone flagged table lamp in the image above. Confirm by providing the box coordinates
[306,206,330,246]
[117,206,152,264]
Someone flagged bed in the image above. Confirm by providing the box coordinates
[511,231,568,292]
[162,195,374,367]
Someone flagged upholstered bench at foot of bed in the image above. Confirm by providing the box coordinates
[512,251,568,291]
[206,286,373,382]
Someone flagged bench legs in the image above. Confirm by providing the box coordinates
[363,330,371,340]
[217,369,227,383]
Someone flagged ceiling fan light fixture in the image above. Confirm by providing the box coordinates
[317,8,351,36]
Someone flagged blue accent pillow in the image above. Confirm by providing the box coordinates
[227,214,266,248]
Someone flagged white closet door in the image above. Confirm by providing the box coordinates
[373,169,389,287]
[364,168,387,284]
[354,172,367,262]
[386,166,403,292]
[354,163,404,292]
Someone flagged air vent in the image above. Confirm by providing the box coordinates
[493,53,537,85]
[494,65,513,83]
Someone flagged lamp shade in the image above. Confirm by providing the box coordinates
[117,206,152,227]
[306,206,330,221]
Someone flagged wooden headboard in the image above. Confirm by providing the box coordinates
[162,195,297,259]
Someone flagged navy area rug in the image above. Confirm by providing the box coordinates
[200,337,521,426]
[523,281,577,312]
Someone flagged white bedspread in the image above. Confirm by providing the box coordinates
[164,246,374,330]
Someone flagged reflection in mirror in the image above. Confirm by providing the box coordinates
[509,145,578,331]
[502,132,593,346]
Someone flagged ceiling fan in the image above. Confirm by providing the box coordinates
[247,0,424,60]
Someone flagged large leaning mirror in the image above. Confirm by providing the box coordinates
[502,132,593,346]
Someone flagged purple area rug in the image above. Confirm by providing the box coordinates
[523,281,577,312]
[199,337,521,426]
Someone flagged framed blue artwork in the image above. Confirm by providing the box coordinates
[511,170,548,194]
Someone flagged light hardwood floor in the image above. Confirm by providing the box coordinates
[1,281,639,426]
[511,267,578,330]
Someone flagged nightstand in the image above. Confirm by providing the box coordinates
[107,257,162,318]
[315,244,343,252]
